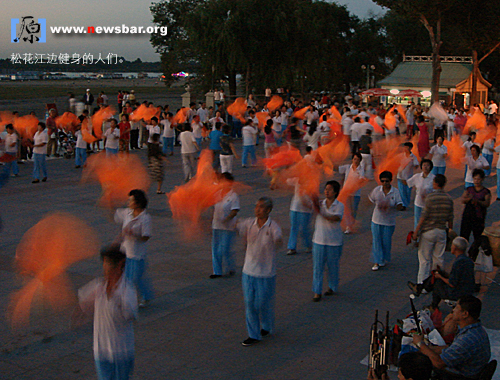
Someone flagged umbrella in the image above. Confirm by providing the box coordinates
[361,88,391,96]
[397,89,423,97]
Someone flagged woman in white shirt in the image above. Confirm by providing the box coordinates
[465,145,489,188]
[463,132,476,180]
[32,122,48,183]
[482,137,494,177]
[406,159,435,229]
[303,122,321,150]
[104,119,120,155]
[369,171,403,271]
[338,153,365,234]
[272,110,283,147]
[428,136,448,175]
[311,180,344,301]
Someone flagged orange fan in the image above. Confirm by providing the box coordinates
[443,135,465,169]
[262,146,303,170]
[9,212,99,329]
[91,106,116,139]
[130,104,157,122]
[293,106,309,120]
[13,115,39,139]
[56,112,79,133]
[82,152,151,208]
[227,98,247,123]
[172,108,189,125]
[266,95,283,112]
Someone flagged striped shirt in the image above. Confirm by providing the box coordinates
[441,322,490,378]
[420,189,454,233]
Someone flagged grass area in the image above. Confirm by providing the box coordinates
[0,83,181,100]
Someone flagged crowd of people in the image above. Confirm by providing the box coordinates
[2,88,499,380]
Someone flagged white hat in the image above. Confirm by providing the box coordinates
[86,88,90,92]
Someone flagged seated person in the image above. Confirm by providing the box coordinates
[367,351,433,380]
[409,237,475,310]
[413,295,491,380]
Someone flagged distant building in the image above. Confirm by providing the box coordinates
[378,56,491,108]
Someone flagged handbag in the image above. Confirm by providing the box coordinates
[475,247,494,273]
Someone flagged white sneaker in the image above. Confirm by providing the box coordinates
[344,227,352,234]
[372,264,380,271]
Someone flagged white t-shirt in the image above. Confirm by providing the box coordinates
[272,116,282,133]
[197,107,209,123]
[161,119,174,138]
[463,141,474,158]
[238,217,282,278]
[288,179,313,213]
[114,208,152,260]
[4,133,18,154]
[465,155,489,183]
[179,131,197,154]
[75,130,87,149]
[482,139,494,156]
[212,190,240,231]
[78,276,137,361]
[429,144,447,167]
[369,186,403,226]
[339,163,365,196]
[209,117,225,130]
[407,173,435,208]
[104,127,120,149]
[191,122,203,139]
[147,124,161,143]
[242,126,257,146]
[397,153,419,180]
[303,131,321,150]
[350,122,364,142]
[312,199,344,246]
[342,117,354,136]
[33,130,48,154]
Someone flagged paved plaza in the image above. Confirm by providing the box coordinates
[0,141,499,379]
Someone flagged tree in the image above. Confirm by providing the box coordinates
[150,0,203,86]
[373,0,454,103]
[446,0,500,105]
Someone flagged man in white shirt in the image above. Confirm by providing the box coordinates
[197,102,209,124]
[239,197,283,346]
[211,173,240,278]
[179,123,199,182]
[350,117,363,154]
[2,124,19,178]
[161,112,175,156]
[76,245,138,380]
[74,124,88,168]
[146,117,160,144]
[241,120,258,167]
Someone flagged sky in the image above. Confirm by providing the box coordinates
[1,0,385,64]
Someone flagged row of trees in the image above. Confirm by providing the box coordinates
[150,0,500,103]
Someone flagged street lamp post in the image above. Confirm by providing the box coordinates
[361,65,376,90]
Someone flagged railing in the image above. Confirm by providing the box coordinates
[402,55,472,63]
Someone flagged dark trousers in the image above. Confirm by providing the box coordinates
[460,217,485,244]
[351,141,360,155]
[130,129,139,149]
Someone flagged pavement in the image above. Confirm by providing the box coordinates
[0,141,499,380]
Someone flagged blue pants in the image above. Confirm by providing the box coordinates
[432,166,446,175]
[275,136,283,147]
[33,153,47,180]
[242,273,276,340]
[3,152,19,176]
[211,149,221,170]
[398,180,411,208]
[414,205,422,230]
[162,136,174,155]
[312,243,343,294]
[195,137,202,157]
[497,169,500,199]
[75,147,87,167]
[242,145,256,167]
[212,229,236,275]
[287,211,312,251]
[106,148,119,156]
[95,357,134,380]
[484,154,493,176]
[125,258,154,301]
[371,222,395,265]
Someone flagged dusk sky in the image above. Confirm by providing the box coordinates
[1,0,384,64]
